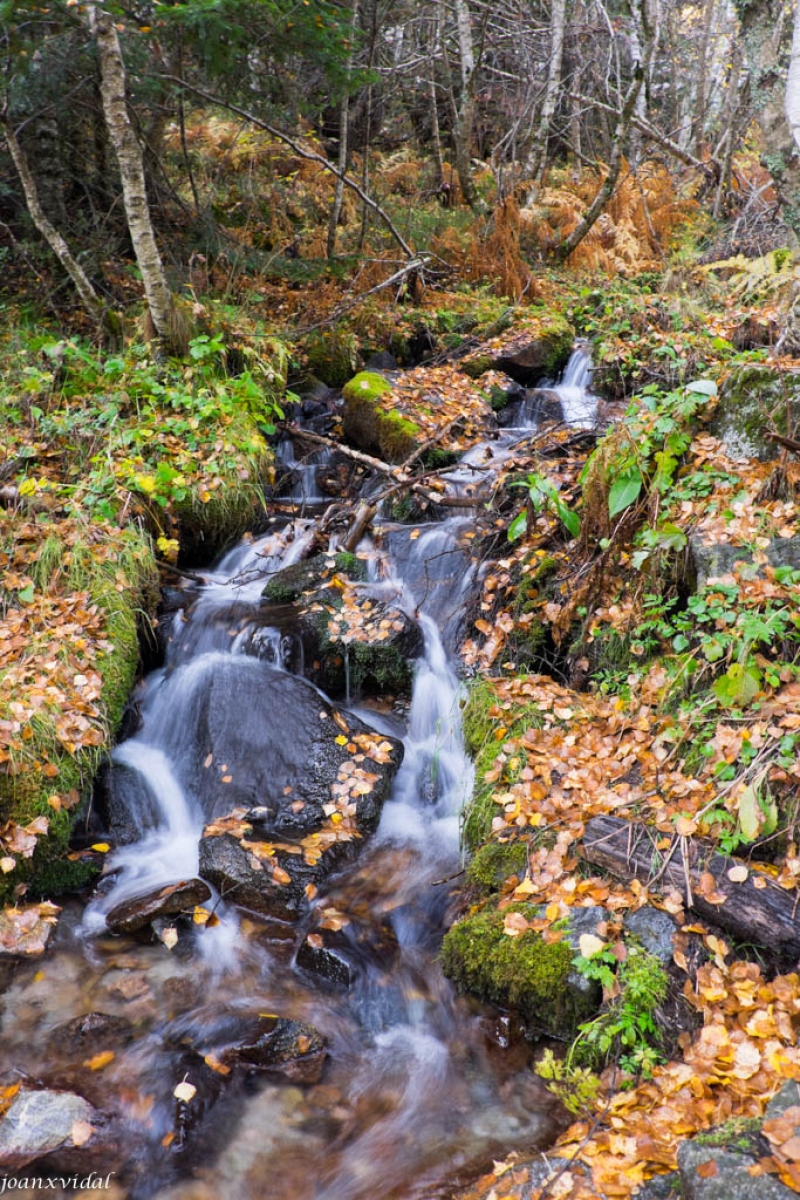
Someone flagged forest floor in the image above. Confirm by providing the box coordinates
[2,139,800,1197]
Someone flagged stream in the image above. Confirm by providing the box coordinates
[0,351,597,1199]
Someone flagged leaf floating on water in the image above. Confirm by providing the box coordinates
[173,1080,197,1104]
[161,927,179,950]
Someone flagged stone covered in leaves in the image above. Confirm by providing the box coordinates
[189,671,402,920]
[461,315,575,383]
[105,878,212,935]
[263,550,422,699]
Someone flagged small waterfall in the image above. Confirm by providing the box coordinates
[549,344,597,427]
[276,435,333,505]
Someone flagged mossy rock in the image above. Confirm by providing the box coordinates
[262,551,420,699]
[302,328,360,388]
[0,523,158,904]
[712,365,800,461]
[465,840,530,895]
[460,678,544,849]
[465,317,575,385]
[342,372,421,463]
[440,904,599,1037]
[262,552,367,605]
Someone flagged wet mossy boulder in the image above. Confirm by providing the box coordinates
[440,904,600,1037]
[465,840,530,896]
[462,317,575,384]
[261,552,367,605]
[262,551,421,700]
[711,364,800,461]
[342,372,421,463]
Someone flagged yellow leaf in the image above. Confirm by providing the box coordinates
[83,1050,115,1071]
[173,1081,197,1103]
[91,843,110,853]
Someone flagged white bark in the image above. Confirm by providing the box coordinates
[787,0,800,157]
[523,0,567,199]
[89,4,176,343]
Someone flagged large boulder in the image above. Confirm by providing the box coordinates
[462,317,575,384]
[341,371,421,462]
[103,657,403,847]
[711,365,800,461]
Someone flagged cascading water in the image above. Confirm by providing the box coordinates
[0,348,596,1199]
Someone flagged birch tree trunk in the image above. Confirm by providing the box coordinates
[2,116,115,334]
[88,3,179,348]
[452,0,481,210]
[523,0,567,202]
[327,0,359,258]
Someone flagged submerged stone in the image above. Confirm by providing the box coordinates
[0,1087,99,1170]
[179,1011,327,1085]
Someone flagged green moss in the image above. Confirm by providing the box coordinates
[342,373,420,463]
[466,840,529,895]
[0,523,158,904]
[341,371,393,405]
[333,552,367,580]
[538,317,575,373]
[461,679,544,849]
[303,329,359,388]
[440,904,598,1036]
[694,1117,763,1149]
[461,354,492,379]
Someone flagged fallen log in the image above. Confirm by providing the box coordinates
[581,814,800,959]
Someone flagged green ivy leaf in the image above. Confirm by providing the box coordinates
[507,511,527,542]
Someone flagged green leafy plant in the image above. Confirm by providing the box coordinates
[508,472,580,542]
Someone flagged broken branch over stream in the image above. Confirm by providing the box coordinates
[582,814,800,959]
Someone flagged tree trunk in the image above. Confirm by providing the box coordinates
[89,3,180,349]
[523,0,567,202]
[2,117,114,333]
[327,0,359,258]
[452,0,481,210]
[582,814,800,959]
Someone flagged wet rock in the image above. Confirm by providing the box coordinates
[624,906,677,965]
[365,350,398,372]
[177,1011,327,1085]
[0,902,60,958]
[462,318,574,385]
[263,551,423,700]
[689,533,800,589]
[295,931,356,989]
[677,1137,792,1200]
[0,1087,100,1170]
[105,878,212,935]
[525,388,565,424]
[49,1012,134,1058]
[104,656,402,849]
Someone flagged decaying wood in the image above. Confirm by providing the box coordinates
[767,431,800,454]
[282,424,402,478]
[582,814,800,959]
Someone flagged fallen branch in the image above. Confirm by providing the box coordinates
[582,814,800,958]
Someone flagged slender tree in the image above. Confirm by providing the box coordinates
[88,3,181,349]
